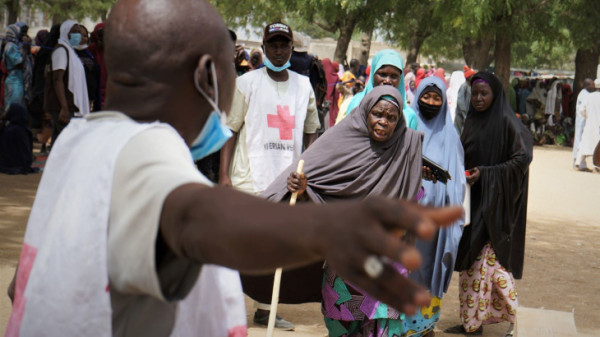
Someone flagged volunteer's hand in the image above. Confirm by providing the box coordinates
[218,173,232,188]
[316,198,462,315]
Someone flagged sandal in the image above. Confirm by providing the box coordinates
[443,324,483,335]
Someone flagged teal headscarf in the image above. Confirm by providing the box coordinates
[345,49,418,130]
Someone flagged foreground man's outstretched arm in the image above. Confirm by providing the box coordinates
[159,183,462,314]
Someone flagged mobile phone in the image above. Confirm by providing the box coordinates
[422,155,452,184]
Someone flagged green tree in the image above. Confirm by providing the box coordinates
[4,0,20,24]
[210,0,393,64]
[557,0,600,95]
[26,0,114,24]
[435,0,555,88]
[380,0,444,66]
[511,28,573,70]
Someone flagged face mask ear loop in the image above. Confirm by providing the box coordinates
[194,65,220,114]
[210,62,219,112]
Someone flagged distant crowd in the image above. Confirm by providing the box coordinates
[0,19,103,174]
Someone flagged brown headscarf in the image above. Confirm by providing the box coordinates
[263,85,423,204]
[243,85,423,305]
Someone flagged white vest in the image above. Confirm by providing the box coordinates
[6,116,246,337]
[237,68,311,193]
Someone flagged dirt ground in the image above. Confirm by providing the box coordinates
[0,145,599,336]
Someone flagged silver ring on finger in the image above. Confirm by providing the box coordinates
[363,255,384,279]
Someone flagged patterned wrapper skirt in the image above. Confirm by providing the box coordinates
[458,242,518,332]
[322,262,408,337]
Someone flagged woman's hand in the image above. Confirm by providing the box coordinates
[59,107,70,124]
[422,166,437,184]
[466,167,480,185]
[218,173,232,188]
[287,172,307,195]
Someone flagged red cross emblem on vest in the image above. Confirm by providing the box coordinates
[267,105,295,140]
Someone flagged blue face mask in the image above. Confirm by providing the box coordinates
[263,55,291,72]
[69,32,82,47]
[189,62,232,161]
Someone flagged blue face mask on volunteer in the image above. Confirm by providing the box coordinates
[189,62,232,161]
[263,55,291,72]
[69,33,82,47]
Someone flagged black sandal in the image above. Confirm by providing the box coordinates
[443,324,483,335]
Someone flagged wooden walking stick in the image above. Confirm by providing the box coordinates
[266,159,305,337]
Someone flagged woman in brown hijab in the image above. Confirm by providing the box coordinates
[243,85,425,337]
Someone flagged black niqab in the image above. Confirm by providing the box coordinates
[455,72,533,279]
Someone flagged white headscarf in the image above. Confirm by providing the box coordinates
[528,81,546,105]
[447,71,466,122]
[58,20,89,116]
[545,80,562,115]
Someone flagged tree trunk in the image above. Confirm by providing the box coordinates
[52,2,72,25]
[52,12,65,25]
[463,36,495,70]
[573,47,600,97]
[101,9,110,22]
[333,15,357,64]
[405,32,428,66]
[6,0,20,24]
[494,34,511,90]
[357,26,373,66]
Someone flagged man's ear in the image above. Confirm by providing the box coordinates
[195,54,216,100]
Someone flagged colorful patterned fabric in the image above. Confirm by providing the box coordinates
[401,297,441,337]
[325,316,405,337]
[322,263,408,337]
[458,243,518,332]
[2,37,25,112]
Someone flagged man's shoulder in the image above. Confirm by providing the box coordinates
[236,68,266,94]
[288,70,312,89]
[588,92,600,103]
[51,44,68,56]
[86,111,176,136]
[578,90,590,99]
[238,68,265,82]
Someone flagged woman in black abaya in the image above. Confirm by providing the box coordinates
[445,72,533,337]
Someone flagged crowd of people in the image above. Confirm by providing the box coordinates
[0,18,104,174]
[2,0,597,336]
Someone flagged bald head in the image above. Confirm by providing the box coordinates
[584,78,595,92]
[104,0,234,126]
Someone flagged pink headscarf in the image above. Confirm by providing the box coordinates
[434,68,448,87]
[415,68,426,88]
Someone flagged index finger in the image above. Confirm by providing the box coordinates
[366,198,462,241]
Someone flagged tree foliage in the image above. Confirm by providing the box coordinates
[209,0,395,63]
[25,0,115,23]
[555,0,600,94]
[379,0,446,65]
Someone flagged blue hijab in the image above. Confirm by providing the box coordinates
[345,49,418,130]
[408,76,466,297]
